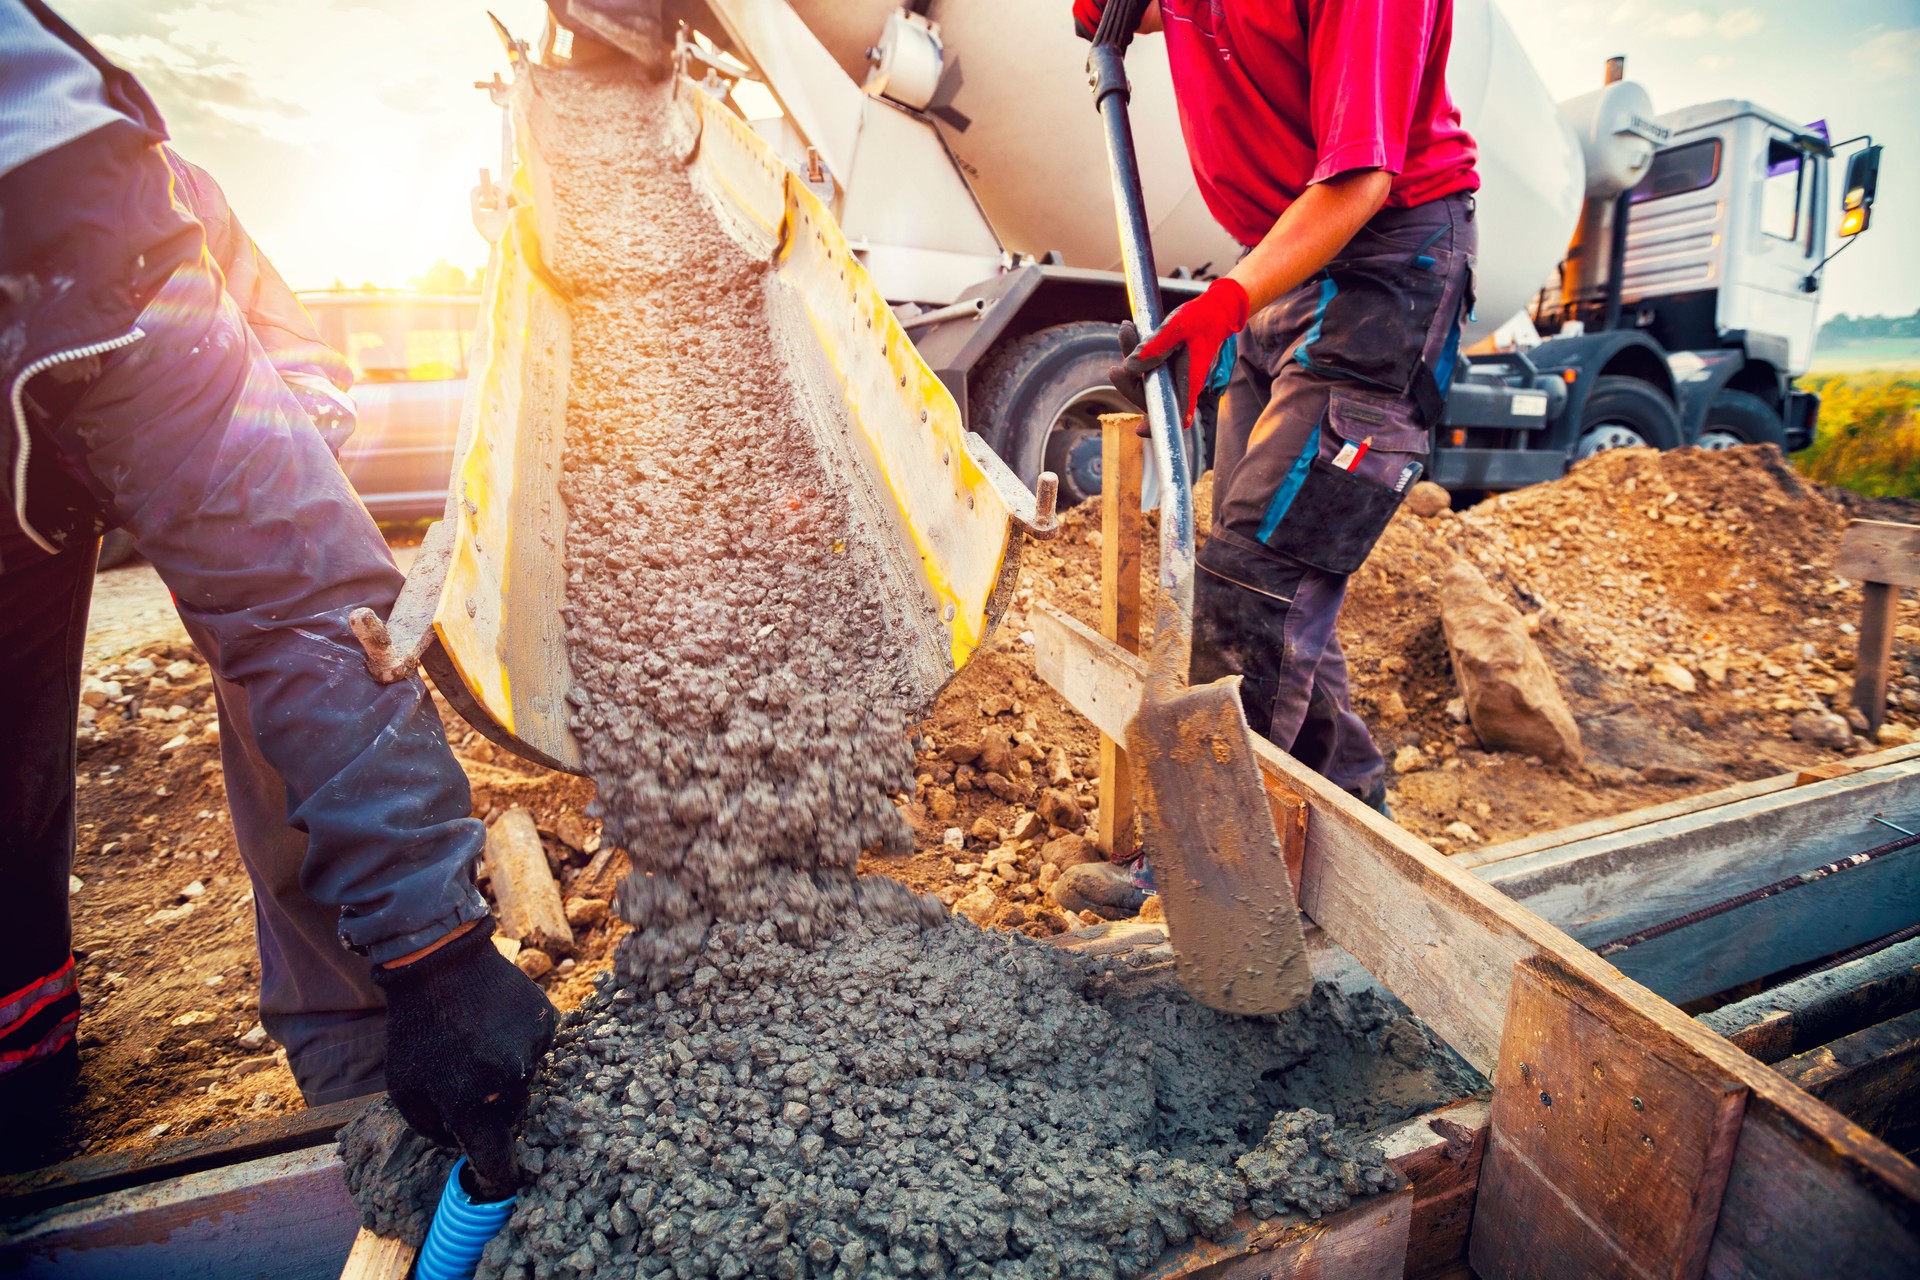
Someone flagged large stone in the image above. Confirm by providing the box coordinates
[1046,862,1147,920]
[1438,560,1583,765]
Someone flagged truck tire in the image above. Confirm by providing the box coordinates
[95,528,137,572]
[1697,390,1787,451]
[970,322,1137,507]
[1574,375,1682,460]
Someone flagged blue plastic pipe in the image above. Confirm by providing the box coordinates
[414,1158,516,1280]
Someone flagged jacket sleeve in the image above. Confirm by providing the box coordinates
[163,149,354,395]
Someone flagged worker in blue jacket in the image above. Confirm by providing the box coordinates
[0,0,554,1190]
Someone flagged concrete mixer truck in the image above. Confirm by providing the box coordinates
[552,0,1885,501]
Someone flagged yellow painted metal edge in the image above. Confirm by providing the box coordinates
[682,80,1043,676]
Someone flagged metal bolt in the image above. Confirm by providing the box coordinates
[1631,1096,1644,1110]
[1519,1063,1531,1079]
[1539,1091,1552,1107]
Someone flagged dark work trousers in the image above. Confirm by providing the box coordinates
[1195,193,1477,803]
[0,258,488,1108]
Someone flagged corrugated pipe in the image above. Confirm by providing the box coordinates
[415,1158,517,1280]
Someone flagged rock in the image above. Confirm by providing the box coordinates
[975,731,1016,778]
[1375,689,1408,726]
[1038,833,1100,870]
[1445,697,1468,724]
[982,772,1033,803]
[1647,659,1697,694]
[924,788,958,821]
[1405,480,1452,518]
[1878,722,1917,746]
[179,880,206,900]
[1438,560,1584,765]
[1392,745,1429,774]
[1443,821,1481,844]
[564,896,610,928]
[80,678,119,708]
[941,739,982,765]
[68,875,83,897]
[160,733,190,752]
[953,887,999,925]
[1047,862,1147,919]
[126,657,158,678]
[1136,895,1166,924]
[492,935,523,963]
[942,827,966,850]
[1009,811,1046,842]
[969,816,1000,842]
[171,1010,215,1028]
[1843,705,1872,735]
[515,948,555,980]
[238,1023,270,1051]
[1046,746,1075,787]
[1789,710,1852,751]
[1699,655,1730,685]
[166,659,195,681]
[1036,788,1085,832]
[552,812,599,855]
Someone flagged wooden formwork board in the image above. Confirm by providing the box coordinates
[1031,603,1920,1278]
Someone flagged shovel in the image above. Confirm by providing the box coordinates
[1085,7,1310,1016]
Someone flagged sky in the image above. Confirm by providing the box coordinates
[51,0,1920,319]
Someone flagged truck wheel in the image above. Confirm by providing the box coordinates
[1697,390,1786,451]
[95,528,137,572]
[971,322,1137,507]
[1574,375,1682,460]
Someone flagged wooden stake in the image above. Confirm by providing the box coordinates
[486,808,574,955]
[1098,413,1144,861]
[1837,520,1919,734]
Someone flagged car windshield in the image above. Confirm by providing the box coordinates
[310,300,478,383]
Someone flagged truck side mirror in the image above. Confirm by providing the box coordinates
[1840,145,1881,237]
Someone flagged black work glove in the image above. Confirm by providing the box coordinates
[372,917,558,1197]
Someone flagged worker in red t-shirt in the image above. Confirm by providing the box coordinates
[1078,0,1479,814]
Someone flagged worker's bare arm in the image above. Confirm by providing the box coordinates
[1140,2,1162,33]
[1225,169,1394,315]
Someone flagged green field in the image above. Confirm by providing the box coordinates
[1794,370,1920,498]
[1811,338,1920,374]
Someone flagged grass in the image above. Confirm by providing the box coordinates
[1794,370,1920,499]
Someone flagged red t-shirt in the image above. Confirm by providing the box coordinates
[1157,0,1480,245]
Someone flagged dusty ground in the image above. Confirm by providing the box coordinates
[47,442,1918,1164]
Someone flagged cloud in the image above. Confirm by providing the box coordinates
[1696,53,1734,72]
[1604,2,1766,41]
[1850,27,1920,81]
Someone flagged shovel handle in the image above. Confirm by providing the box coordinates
[1088,43,1196,701]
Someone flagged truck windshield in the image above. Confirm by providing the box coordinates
[309,300,479,383]
[1631,139,1721,204]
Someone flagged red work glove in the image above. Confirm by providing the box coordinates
[1117,277,1249,430]
[1073,0,1105,39]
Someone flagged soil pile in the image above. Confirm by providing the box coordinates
[540,65,940,993]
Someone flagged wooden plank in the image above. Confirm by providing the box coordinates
[1855,581,1900,733]
[1456,742,1920,871]
[1470,956,1747,1280]
[0,1146,358,1280]
[1700,936,1920,1063]
[1099,412,1145,861]
[1143,1189,1413,1280]
[1775,1009,1920,1154]
[1030,603,1920,1278]
[1377,1099,1491,1280]
[0,1095,371,1218]
[340,1228,417,1280]
[1837,519,1920,590]
[1480,758,1920,944]
[1267,780,1309,908]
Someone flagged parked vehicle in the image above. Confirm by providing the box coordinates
[302,290,480,521]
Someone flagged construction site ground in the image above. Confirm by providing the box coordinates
[40,447,1920,1169]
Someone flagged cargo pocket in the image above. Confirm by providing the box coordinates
[1255,390,1430,576]
[1292,247,1449,397]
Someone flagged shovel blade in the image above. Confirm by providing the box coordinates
[1125,677,1312,1015]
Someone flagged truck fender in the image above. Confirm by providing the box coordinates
[1528,330,1679,451]
[1664,349,1749,443]
[903,264,1204,430]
